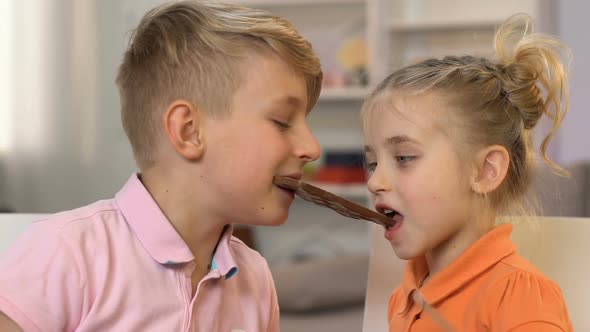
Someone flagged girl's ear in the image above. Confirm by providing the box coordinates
[162,100,206,161]
[470,145,510,194]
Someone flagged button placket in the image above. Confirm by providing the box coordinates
[180,262,197,331]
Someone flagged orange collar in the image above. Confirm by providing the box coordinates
[397,224,517,314]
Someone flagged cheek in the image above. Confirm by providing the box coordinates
[398,177,434,206]
[207,140,259,181]
[421,175,471,216]
[400,169,453,207]
[228,141,289,179]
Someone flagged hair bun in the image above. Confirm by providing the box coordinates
[494,13,570,131]
[499,62,544,130]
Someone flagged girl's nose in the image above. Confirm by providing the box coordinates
[367,164,390,194]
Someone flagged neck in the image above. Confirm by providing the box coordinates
[425,212,496,278]
[140,168,227,266]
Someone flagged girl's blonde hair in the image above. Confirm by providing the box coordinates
[362,14,571,215]
[116,0,322,169]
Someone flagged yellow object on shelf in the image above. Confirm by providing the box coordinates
[337,37,368,71]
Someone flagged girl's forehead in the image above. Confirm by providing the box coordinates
[363,90,448,133]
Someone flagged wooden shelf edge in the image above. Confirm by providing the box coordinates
[387,19,502,32]
[319,87,371,101]
[231,0,365,7]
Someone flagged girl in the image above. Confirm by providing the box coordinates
[362,14,573,331]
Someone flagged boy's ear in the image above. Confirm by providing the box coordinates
[470,145,510,194]
[162,100,206,161]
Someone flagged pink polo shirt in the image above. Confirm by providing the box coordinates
[0,174,279,332]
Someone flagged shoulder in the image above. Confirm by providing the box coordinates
[30,199,130,251]
[0,200,121,332]
[388,285,404,320]
[1,199,123,270]
[227,236,277,299]
[43,199,121,235]
[228,236,270,272]
[486,253,565,305]
[228,235,272,283]
[480,254,572,331]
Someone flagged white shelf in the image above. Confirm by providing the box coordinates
[319,87,371,101]
[387,19,503,32]
[310,182,368,199]
[231,0,365,7]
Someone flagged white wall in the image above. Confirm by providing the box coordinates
[0,0,137,213]
[558,1,590,164]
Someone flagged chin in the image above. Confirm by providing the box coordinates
[391,244,419,261]
[269,220,287,227]
[267,214,289,226]
[251,212,289,227]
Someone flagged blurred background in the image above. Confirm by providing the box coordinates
[1,0,589,331]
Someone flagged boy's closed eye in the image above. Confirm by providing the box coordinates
[272,119,291,130]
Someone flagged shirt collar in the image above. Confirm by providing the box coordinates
[397,224,517,314]
[210,225,239,279]
[115,174,239,279]
[115,173,194,265]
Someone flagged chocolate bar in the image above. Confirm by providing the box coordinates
[274,176,394,228]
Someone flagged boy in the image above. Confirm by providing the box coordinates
[0,0,322,331]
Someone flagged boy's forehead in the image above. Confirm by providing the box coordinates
[237,53,309,109]
[243,51,301,78]
[266,94,311,115]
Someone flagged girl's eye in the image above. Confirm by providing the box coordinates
[273,120,291,130]
[397,156,415,164]
[365,162,377,173]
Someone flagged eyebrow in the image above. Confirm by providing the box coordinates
[273,95,304,109]
[364,135,420,153]
[386,135,419,145]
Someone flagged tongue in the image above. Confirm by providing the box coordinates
[392,213,404,224]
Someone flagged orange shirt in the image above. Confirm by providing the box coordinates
[388,224,573,332]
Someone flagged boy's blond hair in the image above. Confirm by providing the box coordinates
[116,0,322,169]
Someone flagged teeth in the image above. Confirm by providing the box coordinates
[380,208,398,218]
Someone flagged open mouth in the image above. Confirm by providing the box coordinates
[377,207,403,229]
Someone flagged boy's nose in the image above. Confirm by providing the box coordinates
[296,126,320,162]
